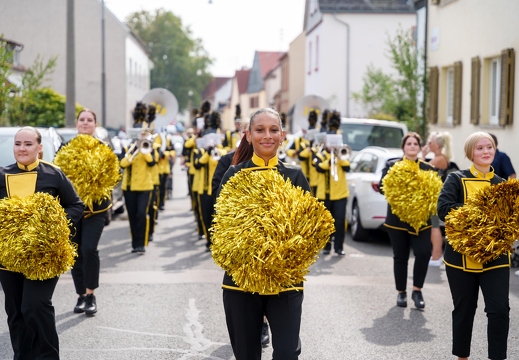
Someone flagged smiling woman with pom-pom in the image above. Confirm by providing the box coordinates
[438,131,514,360]
[0,126,84,360]
[212,108,334,360]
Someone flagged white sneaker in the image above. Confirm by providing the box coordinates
[429,257,443,267]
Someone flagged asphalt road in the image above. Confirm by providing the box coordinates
[1,162,519,359]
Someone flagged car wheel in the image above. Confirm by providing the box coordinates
[105,208,113,226]
[350,201,369,241]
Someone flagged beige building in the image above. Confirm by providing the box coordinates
[0,0,152,130]
[427,0,518,170]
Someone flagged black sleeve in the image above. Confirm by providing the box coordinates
[293,169,311,192]
[379,161,393,196]
[57,170,84,226]
[212,153,233,204]
[437,172,464,221]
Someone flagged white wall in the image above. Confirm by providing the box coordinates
[305,12,415,117]
[428,0,519,169]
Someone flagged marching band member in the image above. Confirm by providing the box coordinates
[287,110,318,179]
[438,132,509,360]
[195,111,226,251]
[215,108,312,360]
[120,107,156,254]
[0,127,84,359]
[147,130,161,243]
[379,132,435,309]
[312,111,350,256]
[54,109,121,316]
[223,104,242,151]
[158,133,175,210]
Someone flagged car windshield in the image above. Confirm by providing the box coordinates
[340,124,404,151]
[0,135,56,166]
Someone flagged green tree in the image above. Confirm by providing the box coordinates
[0,38,17,123]
[352,27,427,138]
[22,87,83,127]
[7,55,58,125]
[126,9,213,111]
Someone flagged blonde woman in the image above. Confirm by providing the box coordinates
[422,131,453,266]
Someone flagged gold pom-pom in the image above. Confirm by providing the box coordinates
[382,159,443,232]
[0,193,77,280]
[54,134,122,209]
[445,179,519,264]
[211,169,335,294]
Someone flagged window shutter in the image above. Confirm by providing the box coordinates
[470,57,480,124]
[499,48,515,125]
[453,61,462,125]
[428,66,439,124]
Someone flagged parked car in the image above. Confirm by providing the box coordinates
[55,126,124,225]
[340,118,408,153]
[0,127,63,166]
[345,146,404,241]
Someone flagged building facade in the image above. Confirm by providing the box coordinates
[0,0,152,130]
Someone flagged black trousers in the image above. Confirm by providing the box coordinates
[446,266,510,359]
[223,289,302,360]
[199,192,213,248]
[159,173,168,208]
[386,227,431,291]
[123,190,151,248]
[71,211,107,294]
[192,191,204,237]
[0,271,60,359]
[147,185,159,237]
[322,197,347,252]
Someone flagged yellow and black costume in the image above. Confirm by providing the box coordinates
[120,145,155,253]
[53,134,120,314]
[379,158,434,293]
[216,153,310,360]
[0,159,84,359]
[437,166,508,359]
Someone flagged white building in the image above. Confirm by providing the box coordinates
[427,0,518,170]
[303,0,416,118]
[0,0,152,130]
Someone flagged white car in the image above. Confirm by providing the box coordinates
[339,118,408,154]
[346,146,404,241]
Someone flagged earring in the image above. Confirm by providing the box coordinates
[279,142,282,146]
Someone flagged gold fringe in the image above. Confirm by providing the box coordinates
[382,159,443,232]
[445,179,519,264]
[54,134,122,209]
[0,193,76,280]
[211,169,335,294]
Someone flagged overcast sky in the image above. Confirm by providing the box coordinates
[104,0,306,77]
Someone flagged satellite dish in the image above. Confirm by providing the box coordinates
[141,88,179,128]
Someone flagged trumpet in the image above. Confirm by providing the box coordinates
[330,144,352,182]
[127,139,153,161]
[210,147,221,161]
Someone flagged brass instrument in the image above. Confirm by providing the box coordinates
[278,146,287,161]
[325,134,351,182]
[210,147,221,161]
[127,139,153,161]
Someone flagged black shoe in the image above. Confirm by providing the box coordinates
[148,234,153,242]
[261,322,270,346]
[84,294,97,315]
[159,206,165,211]
[131,248,138,253]
[323,249,330,255]
[397,291,407,307]
[412,290,425,309]
[74,295,86,313]
[137,246,146,254]
[335,249,346,256]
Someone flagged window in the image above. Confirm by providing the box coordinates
[315,36,319,72]
[489,57,501,125]
[308,41,312,75]
[446,67,454,125]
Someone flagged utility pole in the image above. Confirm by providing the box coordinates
[65,0,76,127]
[101,0,107,127]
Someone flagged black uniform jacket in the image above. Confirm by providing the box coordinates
[0,159,84,270]
[437,166,509,272]
[211,150,234,205]
[217,153,311,294]
[379,158,436,234]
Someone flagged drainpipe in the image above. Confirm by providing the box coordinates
[333,11,350,117]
